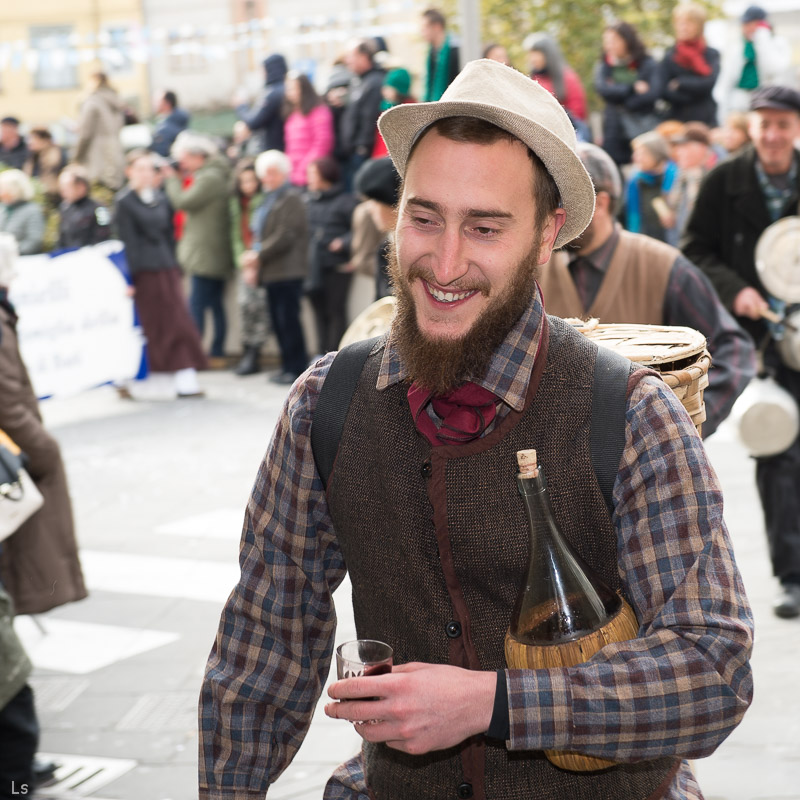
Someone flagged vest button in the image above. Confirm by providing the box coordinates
[420,459,432,478]
[456,782,473,798]
[445,620,462,638]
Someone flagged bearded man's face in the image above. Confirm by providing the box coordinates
[390,129,561,393]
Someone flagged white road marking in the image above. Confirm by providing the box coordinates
[15,617,179,675]
[78,549,239,603]
[155,507,244,539]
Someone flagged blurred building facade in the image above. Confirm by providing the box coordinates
[0,0,426,130]
[1,0,148,126]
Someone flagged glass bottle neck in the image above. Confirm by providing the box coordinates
[510,467,621,643]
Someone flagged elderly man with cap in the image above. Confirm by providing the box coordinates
[539,141,755,440]
[684,85,800,619]
[199,60,753,800]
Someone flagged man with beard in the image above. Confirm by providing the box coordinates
[199,60,753,800]
[538,142,755,439]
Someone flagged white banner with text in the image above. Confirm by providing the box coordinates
[10,242,144,399]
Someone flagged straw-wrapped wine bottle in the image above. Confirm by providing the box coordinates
[504,449,640,772]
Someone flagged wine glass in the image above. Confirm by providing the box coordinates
[335,639,393,680]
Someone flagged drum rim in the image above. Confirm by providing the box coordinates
[570,321,707,365]
[338,295,397,349]
[755,216,800,303]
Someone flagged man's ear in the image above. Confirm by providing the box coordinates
[537,208,567,265]
[594,190,613,217]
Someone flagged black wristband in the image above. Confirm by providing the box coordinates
[486,669,510,740]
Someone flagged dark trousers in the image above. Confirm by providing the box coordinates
[190,275,227,357]
[307,271,353,354]
[756,357,800,583]
[0,685,38,799]
[265,279,307,376]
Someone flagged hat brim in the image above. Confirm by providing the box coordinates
[378,100,595,249]
[750,99,800,112]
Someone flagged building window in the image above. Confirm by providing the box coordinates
[100,27,134,76]
[30,25,78,91]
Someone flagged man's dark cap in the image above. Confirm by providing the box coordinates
[741,5,767,23]
[750,85,800,113]
[0,116,20,126]
[354,157,400,206]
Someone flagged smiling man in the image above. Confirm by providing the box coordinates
[683,85,800,619]
[199,60,753,800]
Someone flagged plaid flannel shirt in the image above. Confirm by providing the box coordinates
[199,295,754,800]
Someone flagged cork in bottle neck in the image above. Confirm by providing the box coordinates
[516,448,540,479]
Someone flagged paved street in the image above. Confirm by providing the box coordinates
[16,367,800,800]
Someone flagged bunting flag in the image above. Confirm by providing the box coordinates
[0,1,418,74]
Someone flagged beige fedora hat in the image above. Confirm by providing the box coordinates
[378,58,595,249]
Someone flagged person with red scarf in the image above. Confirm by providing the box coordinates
[658,2,720,127]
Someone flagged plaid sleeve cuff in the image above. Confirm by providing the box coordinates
[506,668,573,751]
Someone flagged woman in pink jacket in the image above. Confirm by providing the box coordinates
[283,72,334,187]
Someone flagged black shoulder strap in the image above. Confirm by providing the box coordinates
[311,336,380,489]
[591,345,634,514]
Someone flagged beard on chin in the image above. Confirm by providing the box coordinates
[387,237,542,395]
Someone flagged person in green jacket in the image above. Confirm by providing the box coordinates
[229,159,270,376]
[165,133,234,366]
[420,8,460,102]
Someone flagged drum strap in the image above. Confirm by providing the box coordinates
[591,346,634,515]
[312,336,631,515]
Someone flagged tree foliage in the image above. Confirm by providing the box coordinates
[441,0,722,109]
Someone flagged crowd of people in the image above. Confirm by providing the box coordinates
[0,4,794,387]
[2,2,800,797]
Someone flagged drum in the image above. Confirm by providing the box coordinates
[755,217,800,303]
[570,320,711,434]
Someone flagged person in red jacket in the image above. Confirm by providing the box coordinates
[523,33,588,123]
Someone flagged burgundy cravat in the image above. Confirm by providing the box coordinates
[407,382,499,446]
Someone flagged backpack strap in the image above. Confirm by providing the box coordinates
[311,336,381,489]
[591,344,635,515]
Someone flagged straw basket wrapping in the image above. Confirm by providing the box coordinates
[569,320,711,434]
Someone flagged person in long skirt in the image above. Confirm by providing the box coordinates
[113,150,206,399]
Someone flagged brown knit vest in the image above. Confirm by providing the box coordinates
[538,231,675,323]
[327,316,678,800]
